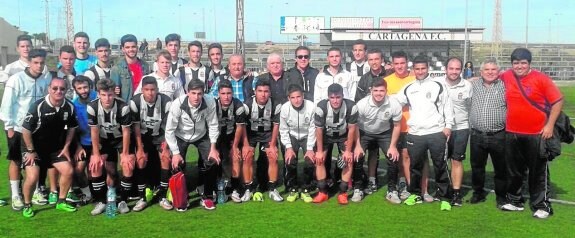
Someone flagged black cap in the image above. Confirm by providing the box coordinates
[120,34,137,47]
[94,38,110,48]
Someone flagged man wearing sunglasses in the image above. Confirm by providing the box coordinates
[285,46,319,102]
[20,77,78,217]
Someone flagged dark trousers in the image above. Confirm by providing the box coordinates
[406,132,449,200]
[283,137,314,191]
[355,130,398,191]
[470,129,508,204]
[216,134,232,181]
[176,135,216,198]
[505,132,553,213]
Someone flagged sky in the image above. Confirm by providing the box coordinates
[0,0,572,44]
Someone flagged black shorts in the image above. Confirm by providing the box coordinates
[22,150,69,168]
[99,138,135,163]
[397,132,408,150]
[78,144,93,162]
[447,129,470,161]
[6,131,22,161]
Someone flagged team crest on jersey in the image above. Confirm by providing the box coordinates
[63,112,68,121]
[335,76,343,85]
[200,71,205,78]
[458,92,463,100]
[172,84,175,90]
[385,111,390,117]
[426,92,431,99]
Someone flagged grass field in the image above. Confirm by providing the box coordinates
[0,84,574,237]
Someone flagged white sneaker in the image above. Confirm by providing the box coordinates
[533,209,550,219]
[12,195,24,211]
[91,202,106,216]
[399,189,411,200]
[117,201,130,214]
[231,190,242,203]
[351,189,364,202]
[241,189,253,202]
[32,190,48,205]
[159,198,173,210]
[268,189,283,202]
[501,203,525,211]
[386,191,401,204]
[423,193,435,203]
[132,198,147,212]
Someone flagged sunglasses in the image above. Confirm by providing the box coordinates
[51,86,66,92]
[296,55,310,59]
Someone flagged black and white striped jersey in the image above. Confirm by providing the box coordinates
[21,95,78,151]
[130,93,172,142]
[244,98,281,143]
[87,98,132,140]
[314,98,358,139]
[216,97,248,136]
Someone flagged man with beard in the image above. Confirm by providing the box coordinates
[71,76,98,213]
[436,57,472,207]
[111,34,151,102]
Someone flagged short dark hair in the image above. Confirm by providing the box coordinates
[141,76,158,88]
[72,75,92,89]
[371,79,387,89]
[208,43,223,53]
[120,34,138,47]
[59,45,75,55]
[50,77,67,89]
[16,35,32,46]
[218,79,233,92]
[255,78,270,90]
[391,51,408,61]
[74,32,90,41]
[366,48,383,58]
[327,47,341,56]
[510,48,532,63]
[187,79,205,92]
[188,41,203,51]
[445,57,463,68]
[287,83,304,95]
[294,46,310,56]
[96,78,115,92]
[165,33,181,45]
[28,49,47,61]
[327,83,343,96]
[94,38,110,49]
[352,39,367,50]
[412,55,429,67]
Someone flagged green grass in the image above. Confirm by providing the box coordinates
[0,85,574,237]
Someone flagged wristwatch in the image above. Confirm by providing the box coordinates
[26,148,36,153]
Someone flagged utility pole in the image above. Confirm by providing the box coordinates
[235,0,245,55]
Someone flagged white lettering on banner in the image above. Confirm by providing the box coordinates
[367,32,445,41]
